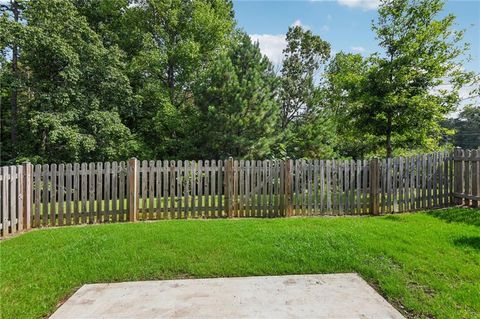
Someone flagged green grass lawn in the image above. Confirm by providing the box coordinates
[1,208,479,319]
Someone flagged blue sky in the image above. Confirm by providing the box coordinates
[233,0,480,75]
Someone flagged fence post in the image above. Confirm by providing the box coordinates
[2,166,8,236]
[284,159,293,217]
[128,157,139,222]
[471,149,479,208]
[22,163,32,230]
[369,157,380,215]
[453,147,463,206]
[225,157,234,218]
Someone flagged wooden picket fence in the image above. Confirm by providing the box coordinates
[1,148,478,237]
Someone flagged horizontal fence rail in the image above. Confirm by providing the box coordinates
[0,148,478,237]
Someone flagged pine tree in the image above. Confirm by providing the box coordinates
[194,32,280,159]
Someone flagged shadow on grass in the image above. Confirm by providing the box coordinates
[454,236,480,251]
[383,215,406,222]
[427,208,480,227]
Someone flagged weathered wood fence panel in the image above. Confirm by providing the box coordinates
[289,159,371,215]
[378,151,452,213]
[0,164,31,237]
[30,161,130,230]
[0,148,478,237]
[454,148,479,207]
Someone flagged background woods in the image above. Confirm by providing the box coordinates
[0,0,478,165]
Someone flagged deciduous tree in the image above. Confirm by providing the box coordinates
[279,25,335,158]
[331,0,477,158]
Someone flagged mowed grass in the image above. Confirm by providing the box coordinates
[1,208,479,319]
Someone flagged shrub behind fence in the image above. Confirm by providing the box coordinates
[1,148,478,237]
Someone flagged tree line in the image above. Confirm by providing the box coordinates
[0,0,478,165]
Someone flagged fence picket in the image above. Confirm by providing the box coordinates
[96,162,103,222]
[34,165,41,227]
[9,166,17,233]
[119,161,126,222]
[163,160,169,219]
[404,157,409,212]
[343,161,348,214]
[204,160,210,217]
[428,154,433,208]
[183,160,189,219]
[464,150,471,206]
[237,160,243,217]
[16,166,23,232]
[111,162,118,222]
[140,160,147,219]
[380,159,386,214]
[439,152,445,207]
[325,160,331,213]
[156,161,162,218]
[472,150,479,208]
[170,160,175,218]
[50,164,57,225]
[74,163,81,224]
[104,162,110,222]
[65,164,72,225]
[58,164,64,226]
[190,160,196,218]
[149,160,155,220]
[88,163,95,223]
[42,164,49,226]
[319,160,325,213]
[218,160,224,216]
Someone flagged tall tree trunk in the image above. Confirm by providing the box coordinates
[385,47,396,159]
[11,50,18,145]
[166,61,177,156]
[386,112,393,158]
[10,0,19,148]
[281,108,288,130]
[167,62,175,102]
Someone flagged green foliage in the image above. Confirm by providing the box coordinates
[443,106,480,149]
[326,52,383,159]
[1,0,136,163]
[0,0,478,164]
[124,0,236,159]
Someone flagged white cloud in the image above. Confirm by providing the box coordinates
[433,82,479,118]
[250,19,315,65]
[292,19,302,27]
[249,34,287,65]
[249,19,333,65]
[337,0,380,10]
[291,19,310,30]
[351,46,366,53]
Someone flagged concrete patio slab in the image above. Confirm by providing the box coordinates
[49,273,405,319]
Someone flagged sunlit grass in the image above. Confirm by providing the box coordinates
[1,207,479,319]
